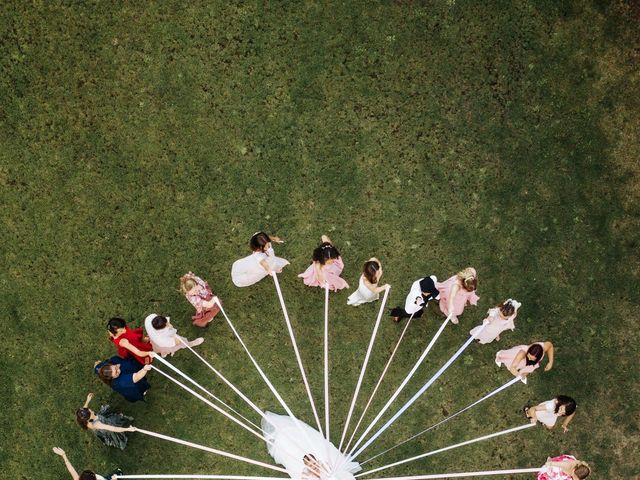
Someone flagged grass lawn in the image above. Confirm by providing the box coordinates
[2,1,639,479]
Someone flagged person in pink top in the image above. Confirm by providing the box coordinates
[495,341,555,381]
[180,272,221,327]
[436,267,479,324]
[298,235,349,291]
[537,455,590,479]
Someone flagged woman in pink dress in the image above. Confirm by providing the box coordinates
[180,272,221,327]
[436,267,479,324]
[495,341,554,381]
[298,235,349,292]
[537,455,590,479]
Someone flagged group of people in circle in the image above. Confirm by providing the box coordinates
[53,232,590,480]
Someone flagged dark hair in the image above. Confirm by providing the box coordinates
[76,407,92,430]
[363,260,380,284]
[250,232,271,252]
[575,464,590,479]
[79,471,97,480]
[525,343,544,366]
[151,315,168,330]
[107,317,126,334]
[97,364,116,386]
[555,395,577,416]
[303,453,318,463]
[312,242,340,265]
[498,301,515,317]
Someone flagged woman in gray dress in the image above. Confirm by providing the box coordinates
[76,392,135,450]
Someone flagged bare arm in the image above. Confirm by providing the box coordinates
[561,412,576,432]
[314,261,326,284]
[133,364,152,383]
[543,341,555,371]
[82,392,94,409]
[119,339,151,359]
[362,276,389,294]
[268,234,284,243]
[509,351,526,376]
[447,282,460,314]
[53,448,79,480]
[259,258,273,274]
[90,421,135,433]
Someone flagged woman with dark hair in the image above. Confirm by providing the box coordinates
[231,231,289,287]
[53,447,122,480]
[347,257,390,306]
[525,396,577,432]
[107,318,153,365]
[144,313,203,357]
[469,299,521,344]
[94,356,152,402]
[180,272,221,327]
[537,455,590,479]
[390,274,440,322]
[435,267,479,324]
[76,393,135,450]
[495,341,554,381]
[298,235,349,291]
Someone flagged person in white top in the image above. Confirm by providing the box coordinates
[525,396,577,432]
[469,299,521,344]
[389,275,439,322]
[144,314,203,357]
[231,231,289,287]
[347,257,390,306]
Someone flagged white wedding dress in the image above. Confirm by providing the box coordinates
[262,412,361,480]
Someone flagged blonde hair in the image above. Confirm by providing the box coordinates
[456,267,477,292]
[180,276,198,295]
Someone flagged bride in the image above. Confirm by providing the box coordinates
[262,412,361,480]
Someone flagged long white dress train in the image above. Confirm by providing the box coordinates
[262,412,361,480]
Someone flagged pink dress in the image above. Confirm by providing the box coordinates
[495,342,545,376]
[436,274,479,322]
[537,455,577,480]
[298,257,349,291]
[184,274,221,327]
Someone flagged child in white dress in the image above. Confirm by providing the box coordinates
[231,232,289,287]
[470,299,521,344]
[347,258,390,306]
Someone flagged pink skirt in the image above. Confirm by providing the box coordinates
[298,257,349,291]
[192,303,221,327]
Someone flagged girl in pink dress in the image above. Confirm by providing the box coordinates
[298,235,349,292]
[537,455,590,479]
[436,267,479,324]
[180,272,221,327]
[495,341,555,381]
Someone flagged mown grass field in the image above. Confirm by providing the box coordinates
[2,1,639,479]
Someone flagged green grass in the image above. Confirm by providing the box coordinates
[1,1,639,478]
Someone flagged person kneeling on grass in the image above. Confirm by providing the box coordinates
[94,356,152,402]
[53,447,122,480]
